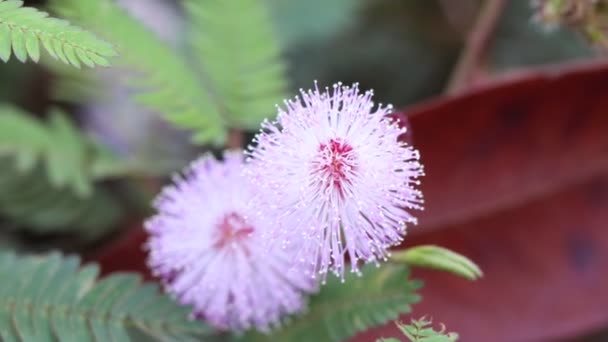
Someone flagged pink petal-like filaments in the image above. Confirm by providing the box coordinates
[145,152,315,332]
[247,83,424,281]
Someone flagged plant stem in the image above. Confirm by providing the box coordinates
[226,128,244,150]
[445,0,506,94]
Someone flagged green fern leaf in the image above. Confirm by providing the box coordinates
[0,105,127,196]
[0,251,213,341]
[0,0,115,66]
[0,105,129,237]
[246,264,421,342]
[185,0,288,129]
[50,0,226,145]
[0,160,123,238]
[378,318,459,342]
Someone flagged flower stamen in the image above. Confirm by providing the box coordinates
[213,212,254,250]
[311,138,357,198]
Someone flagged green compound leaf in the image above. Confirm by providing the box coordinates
[50,0,289,145]
[0,162,123,238]
[0,0,115,66]
[246,264,421,342]
[185,0,288,130]
[0,105,126,196]
[378,318,459,342]
[0,105,129,237]
[0,251,213,341]
[50,0,226,145]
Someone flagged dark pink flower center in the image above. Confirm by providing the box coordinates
[213,212,254,250]
[312,138,357,197]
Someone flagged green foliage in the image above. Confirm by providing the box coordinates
[186,0,287,129]
[247,264,421,342]
[391,245,482,281]
[43,58,102,103]
[0,105,127,236]
[378,318,458,342]
[0,0,115,66]
[49,0,289,144]
[0,105,126,196]
[0,162,123,238]
[0,251,212,341]
[50,0,225,145]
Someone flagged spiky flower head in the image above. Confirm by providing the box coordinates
[145,152,316,332]
[247,82,424,281]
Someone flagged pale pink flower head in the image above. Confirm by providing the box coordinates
[145,152,316,332]
[247,82,424,281]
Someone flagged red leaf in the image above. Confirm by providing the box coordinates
[356,176,608,341]
[409,61,608,233]
[355,61,608,341]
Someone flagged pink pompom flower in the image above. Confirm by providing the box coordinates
[247,82,424,281]
[145,152,316,332]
